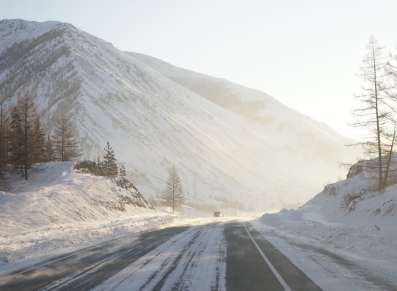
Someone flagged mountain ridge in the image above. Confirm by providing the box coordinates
[0,19,358,211]
[127,52,347,136]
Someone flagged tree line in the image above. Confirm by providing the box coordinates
[0,89,81,180]
[351,35,397,190]
[0,89,185,211]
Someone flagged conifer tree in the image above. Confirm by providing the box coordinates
[0,97,8,174]
[32,116,46,163]
[119,164,126,178]
[53,117,81,161]
[3,118,11,166]
[17,89,40,180]
[161,166,185,214]
[44,135,55,162]
[9,106,24,175]
[102,142,118,177]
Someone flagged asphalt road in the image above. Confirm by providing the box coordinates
[0,220,322,291]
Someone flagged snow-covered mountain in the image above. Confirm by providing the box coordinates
[127,51,350,167]
[0,19,358,210]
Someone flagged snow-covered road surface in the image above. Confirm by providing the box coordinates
[0,218,323,291]
[92,221,226,291]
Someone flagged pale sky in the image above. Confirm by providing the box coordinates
[1,0,397,139]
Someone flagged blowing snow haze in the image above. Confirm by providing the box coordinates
[0,19,358,210]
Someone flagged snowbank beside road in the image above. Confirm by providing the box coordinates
[0,162,154,235]
[257,159,397,290]
[0,214,176,267]
[0,162,154,266]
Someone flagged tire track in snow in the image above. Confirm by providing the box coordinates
[93,222,226,291]
[45,231,183,291]
[148,225,206,291]
[39,252,125,291]
[0,225,190,291]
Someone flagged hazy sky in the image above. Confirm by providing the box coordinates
[1,0,397,138]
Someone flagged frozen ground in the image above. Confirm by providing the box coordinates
[256,159,397,290]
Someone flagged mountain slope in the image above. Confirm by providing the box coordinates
[127,52,354,166]
[0,19,357,210]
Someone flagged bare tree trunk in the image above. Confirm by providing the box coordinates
[53,117,81,162]
[373,46,383,190]
[62,130,64,161]
[351,35,388,190]
[24,99,28,180]
[161,166,185,212]
[18,89,38,181]
[383,127,396,187]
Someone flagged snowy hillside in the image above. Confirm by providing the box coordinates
[257,158,397,289]
[127,52,354,166]
[0,162,153,234]
[0,162,212,267]
[0,19,358,210]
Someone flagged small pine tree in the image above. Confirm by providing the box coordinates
[161,166,185,214]
[119,164,126,178]
[102,142,118,177]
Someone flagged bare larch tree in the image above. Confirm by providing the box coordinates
[17,89,40,180]
[0,96,8,175]
[161,166,185,214]
[351,35,392,190]
[53,116,81,161]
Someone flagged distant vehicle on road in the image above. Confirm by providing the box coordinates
[214,212,222,217]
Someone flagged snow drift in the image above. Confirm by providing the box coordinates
[259,158,397,288]
[0,162,154,235]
